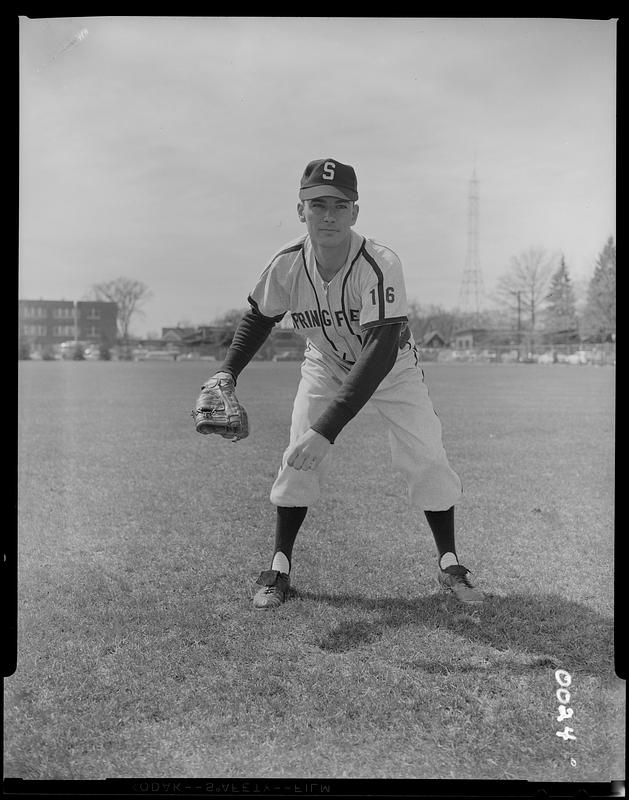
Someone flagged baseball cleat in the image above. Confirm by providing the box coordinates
[438,564,484,604]
[252,569,290,609]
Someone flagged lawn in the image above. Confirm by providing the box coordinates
[8,359,622,784]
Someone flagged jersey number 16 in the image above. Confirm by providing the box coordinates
[370,286,395,304]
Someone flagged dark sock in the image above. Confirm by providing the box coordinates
[424,506,457,563]
[272,506,308,572]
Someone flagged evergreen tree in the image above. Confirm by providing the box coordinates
[582,236,616,341]
[544,256,578,342]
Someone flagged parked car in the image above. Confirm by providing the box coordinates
[537,351,556,365]
[83,345,101,360]
[565,350,588,365]
[59,340,88,359]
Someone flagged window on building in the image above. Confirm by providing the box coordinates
[23,325,47,336]
[52,325,75,337]
[22,306,45,319]
[86,326,99,338]
[53,307,74,319]
[86,308,101,320]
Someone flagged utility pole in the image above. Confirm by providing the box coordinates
[509,290,522,360]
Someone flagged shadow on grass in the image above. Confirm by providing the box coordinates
[292,589,616,678]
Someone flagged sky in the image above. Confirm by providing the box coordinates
[19,16,616,337]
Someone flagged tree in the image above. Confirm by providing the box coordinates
[87,278,153,342]
[406,302,461,344]
[543,256,579,342]
[211,308,249,329]
[493,248,556,338]
[211,308,249,349]
[19,341,31,360]
[581,236,616,342]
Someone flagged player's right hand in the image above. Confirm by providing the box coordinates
[286,428,331,470]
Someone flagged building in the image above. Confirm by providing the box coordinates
[161,326,197,345]
[452,327,519,349]
[421,330,447,349]
[19,299,118,354]
[177,326,234,359]
[452,328,489,349]
[171,324,304,361]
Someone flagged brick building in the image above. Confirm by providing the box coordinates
[19,299,118,354]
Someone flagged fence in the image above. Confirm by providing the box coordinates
[421,342,615,366]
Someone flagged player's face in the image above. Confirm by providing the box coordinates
[298,197,359,249]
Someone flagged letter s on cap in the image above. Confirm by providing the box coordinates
[322,161,336,180]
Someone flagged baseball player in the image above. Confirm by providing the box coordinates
[193,158,484,609]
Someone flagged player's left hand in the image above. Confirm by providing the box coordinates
[286,428,331,471]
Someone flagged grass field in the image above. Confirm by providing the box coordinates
[9,359,622,782]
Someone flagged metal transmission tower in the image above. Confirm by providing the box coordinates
[458,167,485,321]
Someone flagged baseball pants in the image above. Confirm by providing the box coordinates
[269,346,463,511]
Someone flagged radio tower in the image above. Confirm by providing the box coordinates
[458,164,485,322]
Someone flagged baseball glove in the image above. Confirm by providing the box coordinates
[192,372,249,441]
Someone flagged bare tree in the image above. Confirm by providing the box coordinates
[406,301,461,344]
[493,248,556,335]
[210,308,249,350]
[87,278,153,342]
[211,308,249,329]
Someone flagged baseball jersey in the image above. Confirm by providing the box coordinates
[248,229,414,370]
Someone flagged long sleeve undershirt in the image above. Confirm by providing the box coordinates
[220,308,277,379]
[309,324,402,443]
[219,307,404,444]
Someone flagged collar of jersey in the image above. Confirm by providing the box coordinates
[305,230,364,285]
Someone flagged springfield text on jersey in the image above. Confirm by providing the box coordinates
[248,229,413,368]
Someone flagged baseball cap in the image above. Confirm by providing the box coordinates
[299,158,358,201]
